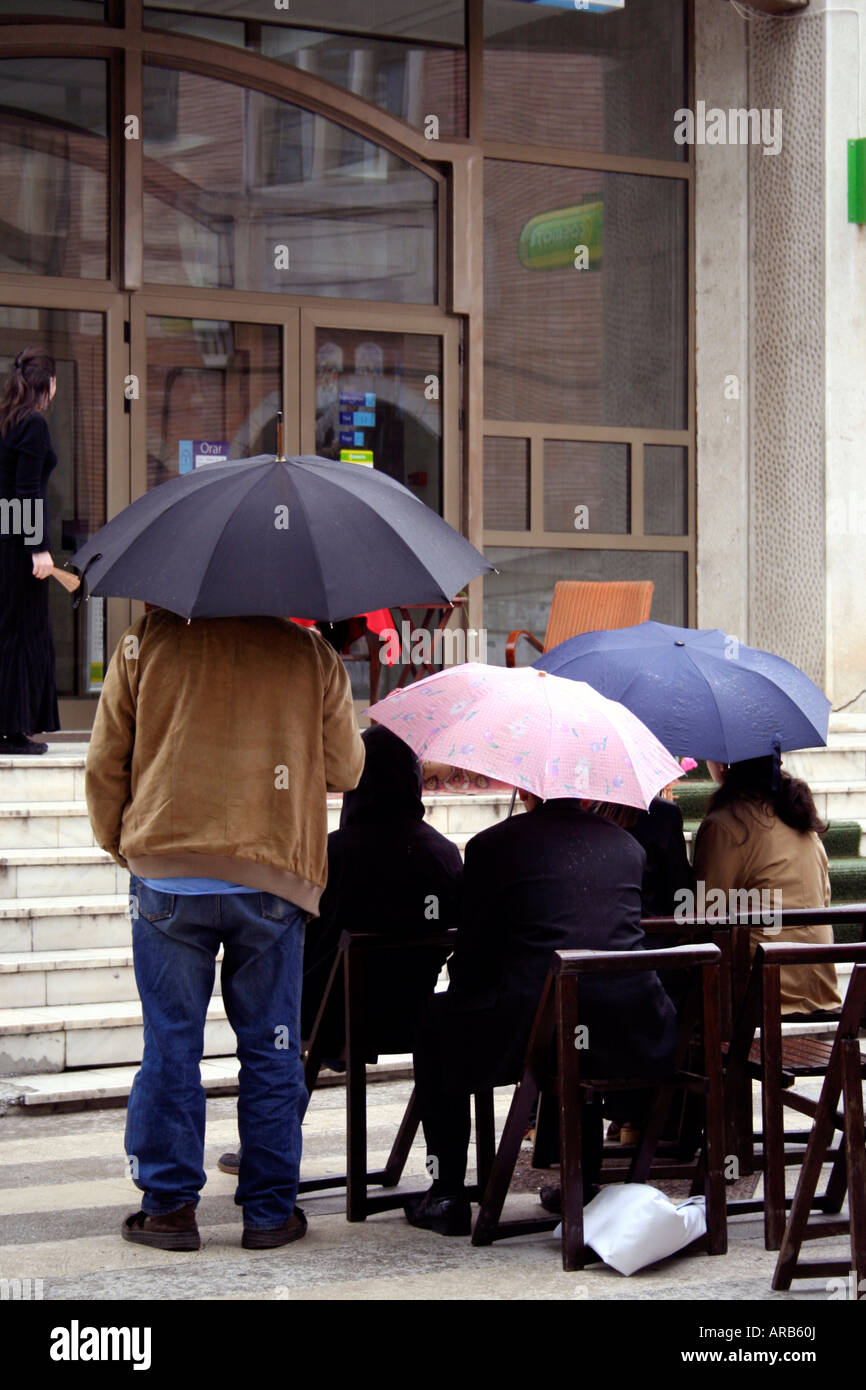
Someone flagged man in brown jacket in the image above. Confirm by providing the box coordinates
[86,608,364,1251]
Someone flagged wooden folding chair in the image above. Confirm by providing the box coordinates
[300,928,496,1221]
[505,580,653,667]
[772,958,866,1291]
[722,936,866,1249]
[472,942,726,1271]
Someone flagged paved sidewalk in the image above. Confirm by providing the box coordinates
[0,1078,848,1302]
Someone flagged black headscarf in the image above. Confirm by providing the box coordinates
[339,723,424,828]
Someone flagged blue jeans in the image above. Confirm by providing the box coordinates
[125,874,309,1229]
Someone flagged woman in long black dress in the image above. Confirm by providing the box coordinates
[0,348,60,755]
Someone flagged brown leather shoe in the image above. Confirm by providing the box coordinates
[217,1150,240,1176]
[121,1202,201,1251]
[242,1206,307,1250]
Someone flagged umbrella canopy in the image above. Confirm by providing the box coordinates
[367,663,683,810]
[534,621,830,762]
[69,454,492,620]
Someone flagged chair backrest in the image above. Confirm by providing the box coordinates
[542,580,653,653]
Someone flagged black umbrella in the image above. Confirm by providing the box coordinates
[69,453,492,620]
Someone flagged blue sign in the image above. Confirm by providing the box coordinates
[339,430,355,447]
[179,439,230,473]
[339,391,366,409]
[178,439,194,474]
[354,431,365,447]
[353,411,375,428]
[364,392,376,408]
[339,411,353,426]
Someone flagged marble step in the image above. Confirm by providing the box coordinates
[0,947,220,1012]
[0,802,98,849]
[0,847,127,899]
[0,751,88,804]
[810,782,866,820]
[0,895,131,953]
[0,996,233,1077]
[0,1053,414,1109]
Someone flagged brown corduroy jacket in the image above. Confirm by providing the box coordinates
[85,610,365,915]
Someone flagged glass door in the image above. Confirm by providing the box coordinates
[300,308,460,530]
[130,295,294,501]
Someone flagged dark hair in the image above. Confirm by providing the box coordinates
[0,348,56,438]
[706,755,826,839]
[585,799,641,831]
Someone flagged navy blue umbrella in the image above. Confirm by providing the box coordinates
[69,453,493,621]
[534,621,830,761]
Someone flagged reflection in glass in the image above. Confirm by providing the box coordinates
[314,327,442,516]
[483,547,687,667]
[484,0,686,161]
[142,1,466,45]
[0,1,104,14]
[142,67,437,302]
[484,437,529,531]
[485,161,687,430]
[0,59,109,280]
[145,317,282,490]
[0,306,106,697]
[644,445,687,536]
[544,440,629,534]
[143,11,467,137]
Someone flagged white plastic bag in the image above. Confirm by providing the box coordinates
[553,1185,706,1276]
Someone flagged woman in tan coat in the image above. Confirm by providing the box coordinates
[693,755,840,1018]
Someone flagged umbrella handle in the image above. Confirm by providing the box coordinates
[50,566,81,593]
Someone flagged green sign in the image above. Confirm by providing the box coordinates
[518,199,603,271]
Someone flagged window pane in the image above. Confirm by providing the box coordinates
[0,306,106,697]
[484,0,686,161]
[485,161,687,429]
[483,546,687,666]
[484,436,529,530]
[0,59,109,280]
[644,444,687,536]
[142,67,437,302]
[544,440,628,534]
[314,327,443,515]
[145,317,282,490]
[142,1,466,44]
[144,12,467,138]
[261,28,466,139]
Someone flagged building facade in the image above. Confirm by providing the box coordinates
[0,0,859,728]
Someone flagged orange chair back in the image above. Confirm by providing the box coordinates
[542,580,653,653]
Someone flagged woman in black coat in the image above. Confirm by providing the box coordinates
[0,349,59,755]
[405,792,678,1235]
[301,723,463,1057]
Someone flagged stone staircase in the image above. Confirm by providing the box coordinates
[0,742,513,1091]
[2,734,864,1101]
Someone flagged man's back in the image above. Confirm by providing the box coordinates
[85,610,365,915]
[450,798,647,1006]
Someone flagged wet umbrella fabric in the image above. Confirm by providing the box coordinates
[367,663,683,810]
[69,454,492,621]
[534,621,830,762]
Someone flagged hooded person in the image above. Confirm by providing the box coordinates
[301,723,464,1057]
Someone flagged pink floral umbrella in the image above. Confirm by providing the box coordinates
[367,663,684,810]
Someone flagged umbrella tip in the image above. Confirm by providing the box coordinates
[674,640,685,647]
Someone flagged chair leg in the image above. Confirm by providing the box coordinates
[471,1079,538,1247]
[380,1087,421,1188]
[628,1083,673,1184]
[474,1089,496,1195]
[557,976,587,1272]
[773,1065,844,1289]
[841,1039,866,1287]
[760,968,787,1251]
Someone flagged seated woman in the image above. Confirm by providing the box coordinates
[301,723,463,1059]
[404,789,678,1237]
[692,754,841,1019]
